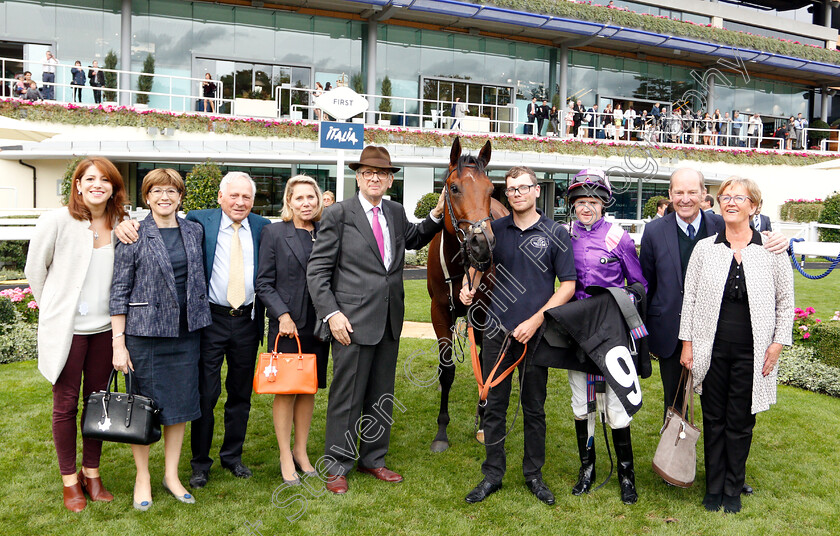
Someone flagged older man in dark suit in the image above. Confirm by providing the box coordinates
[307,146,444,494]
[116,172,271,488]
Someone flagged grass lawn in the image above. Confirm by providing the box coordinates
[1,337,839,536]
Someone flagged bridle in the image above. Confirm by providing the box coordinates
[443,166,494,273]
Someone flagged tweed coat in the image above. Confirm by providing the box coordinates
[110,214,211,337]
[25,208,111,384]
[678,234,794,414]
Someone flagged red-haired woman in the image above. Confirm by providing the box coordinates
[25,157,128,511]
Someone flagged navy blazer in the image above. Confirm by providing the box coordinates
[185,208,270,335]
[256,220,318,327]
[111,214,212,337]
[639,210,724,358]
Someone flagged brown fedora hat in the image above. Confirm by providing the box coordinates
[348,146,400,172]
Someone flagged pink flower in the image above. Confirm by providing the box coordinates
[27,300,37,310]
[815,318,822,323]
[806,306,815,314]
[804,332,811,339]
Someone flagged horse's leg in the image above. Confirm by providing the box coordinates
[430,299,456,453]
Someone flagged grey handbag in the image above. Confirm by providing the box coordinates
[652,369,700,488]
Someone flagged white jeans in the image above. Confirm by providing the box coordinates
[568,369,632,429]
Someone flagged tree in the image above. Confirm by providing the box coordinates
[60,156,86,206]
[183,161,222,213]
[379,76,392,121]
[136,53,155,105]
[103,50,118,102]
[643,195,667,219]
[809,119,830,149]
[414,192,440,219]
[351,72,364,94]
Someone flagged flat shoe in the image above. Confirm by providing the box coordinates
[133,498,152,511]
[221,461,253,479]
[465,478,502,504]
[325,475,348,494]
[63,482,87,512]
[162,480,195,504]
[78,470,114,502]
[357,466,403,483]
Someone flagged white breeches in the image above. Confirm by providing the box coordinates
[568,369,632,429]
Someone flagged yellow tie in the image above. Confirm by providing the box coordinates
[227,222,246,309]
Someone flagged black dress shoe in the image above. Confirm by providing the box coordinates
[465,478,502,504]
[723,493,742,514]
[742,482,754,495]
[222,461,253,479]
[525,476,555,505]
[189,470,209,489]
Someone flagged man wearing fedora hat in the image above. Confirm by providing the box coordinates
[308,145,444,494]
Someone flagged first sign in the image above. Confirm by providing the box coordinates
[313,86,369,121]
[319,121,364,150]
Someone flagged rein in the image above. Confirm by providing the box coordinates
[442,163,526,446]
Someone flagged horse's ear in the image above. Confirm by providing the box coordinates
[449,136,461,167]
[478,140,491,168]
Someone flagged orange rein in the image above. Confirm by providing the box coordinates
[468,325,527,403]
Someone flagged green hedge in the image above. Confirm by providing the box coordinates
[778,345,840,398]
[812,321,840,368]
[781,200,823,222]
[414,192,440,219]
[818,192,840,242]
[0,321,37,364]
[0,241,29,270]
[482,1,840,66]
[183,161,223,212]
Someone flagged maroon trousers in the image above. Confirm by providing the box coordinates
[52,331,113,475]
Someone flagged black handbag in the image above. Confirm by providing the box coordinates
[81,369,161,445]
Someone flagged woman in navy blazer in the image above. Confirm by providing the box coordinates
[111,169,211,510]
[256,175,329,485]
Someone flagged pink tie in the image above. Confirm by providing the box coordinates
[372,206,385,262]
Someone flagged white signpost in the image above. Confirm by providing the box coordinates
[314,87,369,201]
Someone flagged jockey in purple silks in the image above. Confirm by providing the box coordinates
[565,168,648,505]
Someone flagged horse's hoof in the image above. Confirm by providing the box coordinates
[430,440,450,453]
[475,429,485,444]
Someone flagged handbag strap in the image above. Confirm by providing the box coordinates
[678,369,695,425]
[271,332,303,356]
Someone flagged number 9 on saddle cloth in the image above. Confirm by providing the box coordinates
[539,282,651,419]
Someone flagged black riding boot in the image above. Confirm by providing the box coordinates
[612,426,638,504]
[572,419,595,495]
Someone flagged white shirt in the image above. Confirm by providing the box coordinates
[74,244,113,334]
[209,212,255,307]
[44,56,58,74]
[676,210,703,237]
[358,193,392,270]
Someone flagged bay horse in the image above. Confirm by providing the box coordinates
[426,137,509,452]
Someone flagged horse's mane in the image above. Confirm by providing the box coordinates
[454,154,486,178]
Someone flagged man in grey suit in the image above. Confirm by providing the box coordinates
[307,146,444,494]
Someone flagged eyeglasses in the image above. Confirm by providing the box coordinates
[149,188,180,197]
[504,184,536,197]
[718,194,752,205]
[359,170,391,180]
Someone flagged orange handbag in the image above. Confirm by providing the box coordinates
[253,333,318,395]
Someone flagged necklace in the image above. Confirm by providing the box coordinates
[308,228,316,242]
[93,230,99,240]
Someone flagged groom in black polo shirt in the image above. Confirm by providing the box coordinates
[460,166,576,505]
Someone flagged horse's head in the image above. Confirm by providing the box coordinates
[444,137,495,271]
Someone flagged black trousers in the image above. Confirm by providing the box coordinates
[700,339,756,497]
[659,344,686,422]
[481,330,548,484]
[323,317,400,476]
[190,309,260,472]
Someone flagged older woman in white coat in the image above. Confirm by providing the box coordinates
[25,157,127,511]
[679,176,793,514]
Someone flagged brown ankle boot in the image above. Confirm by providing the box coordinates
[63,482,87,512]
[79,470,114,502]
